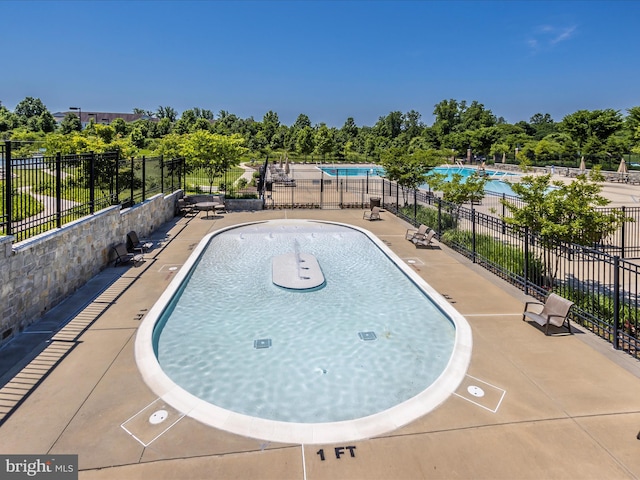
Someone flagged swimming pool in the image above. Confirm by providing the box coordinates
[319,165,519,195]
[136,220,472,444]
[424,166,518,195]
[319,166,385,177]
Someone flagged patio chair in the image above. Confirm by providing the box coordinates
[413,229,436,248]
[113,242,144,267]
[522,293,574,335]
[363,206,381,221]
[211,195,228,214]
[406,224,429,242]
[127,231,153,254]
[177,197,196,216]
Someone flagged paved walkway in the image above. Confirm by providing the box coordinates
[1,208,640,479]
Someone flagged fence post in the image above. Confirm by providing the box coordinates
[56,152,62,229]
[471,206,477,263]
[395,182,399,208]
[89,152,95,214]
[115,152,120,205]
[320,176,324,208]
[501,193,506,234]
[181,157,186,192]
[142,156,146,201]
[4,141,12,236]
[413,189,417,224]
[613,255,620,350]
[437,198,442,235]
[130,156,134,206]
[524,226,529,296]
[621,206,626,258]
[160,155,164,193]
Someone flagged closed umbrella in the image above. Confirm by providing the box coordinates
[579,156,586,172]
[617,158,628,174]
[502,152,506,164]
[284,156,290,175]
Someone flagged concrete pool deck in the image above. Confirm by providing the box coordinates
[1,207,640,479]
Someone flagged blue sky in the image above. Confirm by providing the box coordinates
[1,0,638,127]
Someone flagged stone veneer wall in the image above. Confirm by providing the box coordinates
[0,191,180,347]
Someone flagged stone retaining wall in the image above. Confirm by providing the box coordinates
[226,198,264,211]
[0,191,180,347]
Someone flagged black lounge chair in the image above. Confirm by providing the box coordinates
[127,231,153,253]
[113,242,144,266]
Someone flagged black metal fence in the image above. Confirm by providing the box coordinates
[391,190,640,359]
[1,141,185,243]
[260,175,640,358]
[3,146,639,357]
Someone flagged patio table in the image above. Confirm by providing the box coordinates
[195,202,225,218]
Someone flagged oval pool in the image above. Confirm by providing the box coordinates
[135,220,472,444]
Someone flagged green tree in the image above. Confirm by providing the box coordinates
[314,124,334,159]
[433,99,461,141]
[157,105,178,122]
[501,169,627,287]
[292,113,311,131]
[0,106,19,132]
[37,111,56,133]
[157,133,185,159]
[560,109,623,155]
[110,118,128,136]
[60,113,81,134]
[402,110,423,139]
[530,113,557,140]
[130,125,146,148]
[296,126,315,161]
[379,147,441,205]
[427,171,488,209]
[14,96,48,120]
[458,100,496,132]
[534,138,564,163]
[181,131,248,192]
[261,110,280,146]
[341,117,358,139]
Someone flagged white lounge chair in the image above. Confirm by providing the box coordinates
[413,229,436,248]
[406,224,429,242]
[363,206,381,221]
[522,293,574,335]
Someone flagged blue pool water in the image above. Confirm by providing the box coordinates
[136,220,472,444]
[319,166,385,177]
[319,165,519,195]
[424,166,519,195]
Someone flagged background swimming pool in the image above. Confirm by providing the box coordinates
[154,222,456,423]
[319,166,385,177]
[424,166,519,195]
[319,165,518,195]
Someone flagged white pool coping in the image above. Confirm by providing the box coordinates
[135,219,472,445]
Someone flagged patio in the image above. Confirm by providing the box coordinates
[1,207,640,479]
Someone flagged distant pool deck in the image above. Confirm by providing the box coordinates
[1,176,640,478]
[306,162,639,207]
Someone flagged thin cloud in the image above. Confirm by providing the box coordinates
[527,24,578,52]
[550,25,577,44]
